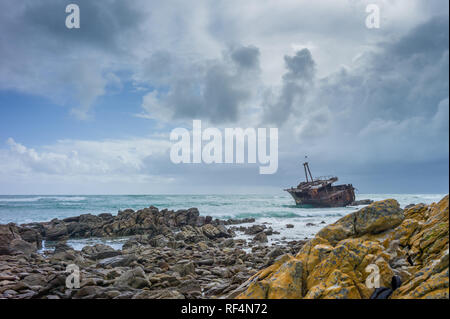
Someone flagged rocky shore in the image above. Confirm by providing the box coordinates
[0,206,304,299]
[236,195,449,299]
[1,196,448,299]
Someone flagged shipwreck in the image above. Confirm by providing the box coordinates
[285,161,356,208]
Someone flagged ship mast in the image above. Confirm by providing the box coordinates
[303,157,314,182]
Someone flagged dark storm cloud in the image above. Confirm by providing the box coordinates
[21,0,144,52]
[389,15,448,58]
[269,14,448,194]
[319,14,449,126]
[263,49,316,124]
[140,45,260,124]
[267,14,449,146]
[230,45,260,69]
[283,49,316,81]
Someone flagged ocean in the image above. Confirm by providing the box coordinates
[0,193,445,250]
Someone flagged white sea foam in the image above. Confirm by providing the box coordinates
[0,196,86,202]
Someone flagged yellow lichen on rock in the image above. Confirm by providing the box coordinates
[236,195,449,299]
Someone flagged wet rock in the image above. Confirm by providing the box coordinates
[286,224,294,229]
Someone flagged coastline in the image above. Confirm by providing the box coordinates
[0,195,448,299]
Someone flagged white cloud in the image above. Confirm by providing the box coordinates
[0,137,175,193]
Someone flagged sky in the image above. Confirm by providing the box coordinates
[0,0,448,195]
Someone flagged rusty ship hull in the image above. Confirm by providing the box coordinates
[286,183,355,207]
[285,161,355,208]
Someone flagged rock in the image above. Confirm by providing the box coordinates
[154,290,185,299]
[73,286,101,298]
[0,224,22,255]
[9,239,35,255]
[82,244,121,260]
[149,235,169,248]
[220,239,235,248]
[316,199,403,245]
[54,242,73,254]
[253,232,268,243]
[17,227,42,248]
[305,223,315,227]
[201,224,230,239]
[266,247,284,259]
[244,225,266,235]
[195,259,215,266]
[114,267,150,289]
[172,261,195,277]
[5,206,253,244]
[237,196,449,299]
[45,222,68,241]
[97,254,137,268]
[350,199,374,206]
[22,274,47,287]
[178,279,201,298]
[286,224,294,229]
[0,203,314,299]
[49,250,77,263]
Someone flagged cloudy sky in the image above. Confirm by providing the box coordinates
[0,0,448,194]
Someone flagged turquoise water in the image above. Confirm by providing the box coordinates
[0,194,446,246]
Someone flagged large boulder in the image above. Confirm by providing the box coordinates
[9,239,36,255]
[17,227,42,249]
[316,199,404,245]
[236,196,449,299]
[0,224,38,255]
[0,224,22,255]
[44,221,68,241]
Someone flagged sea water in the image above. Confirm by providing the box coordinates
[0,193,445,250]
